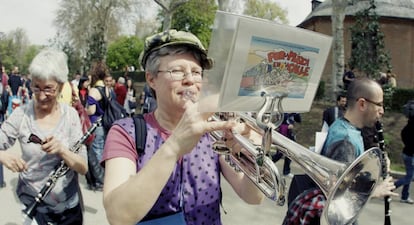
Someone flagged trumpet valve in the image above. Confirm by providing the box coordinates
[212,140,231,155]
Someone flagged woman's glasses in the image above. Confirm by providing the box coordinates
[157,69,203,83]
[31,86,58,95]
[27,134,45,145]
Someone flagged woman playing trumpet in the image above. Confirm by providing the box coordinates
[0,49,87,225]
[102,30,265,225]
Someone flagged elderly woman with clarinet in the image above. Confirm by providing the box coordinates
[0,49,88,225]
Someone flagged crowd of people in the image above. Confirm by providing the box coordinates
[0,29,410,225]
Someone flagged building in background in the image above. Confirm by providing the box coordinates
[299,0,414,88]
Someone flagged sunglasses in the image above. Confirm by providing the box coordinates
[27,134,45,145]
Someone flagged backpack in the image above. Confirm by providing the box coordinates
[402,100,414,119]
[97,87,127,131]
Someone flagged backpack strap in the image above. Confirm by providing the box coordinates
[96,86,108,108]
[133,114,147,156]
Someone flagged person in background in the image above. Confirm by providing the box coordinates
[0,63,8,124]
[102,29,265,225]
[77,76,90,107]
[140,83,157,113]
[284,78,398,224]
[7,66,23,115]
[103,75,116,100]
[20,74,31,105]
[71,72,81,88]
[124,78,136,117]
[394,115,414,204]
[85,61,110,191]
[272,113,301,178]
[342,64,355,90]
[322,94,347,130]
[386,70,397,88]
[77,75,99,190]
[0,62,8,188]
[0,49,87,225]
[114,76,127,106]
[377,72,388,86]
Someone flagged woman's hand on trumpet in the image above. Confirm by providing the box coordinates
[222,118,263,154]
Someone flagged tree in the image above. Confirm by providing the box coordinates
[217,0,243,13]
[0,29,34,74]
[330,0,347,99]
[55,0,134,64]
[154,0,189,30]
[243,0,288,24]
[85,25,107,69]
[348,0,391,78]
[171,0,218,47]
[106,36,144,71]
[21,46,41,72]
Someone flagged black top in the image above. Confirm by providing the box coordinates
[401,119,414,156]
[8,74,22,96]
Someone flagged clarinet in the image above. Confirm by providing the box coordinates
[23,118,101,219]
[375,120,391,225]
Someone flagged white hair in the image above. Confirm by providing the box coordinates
[29,48,68,83]
[118,76,125,84]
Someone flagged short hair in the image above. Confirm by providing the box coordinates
[346,77,381,108]
[28,49,68,83]
[337,93,346,101]
[117,76,125,84]
[145,45,203,77]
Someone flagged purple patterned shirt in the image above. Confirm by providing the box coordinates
[104,112,223,225]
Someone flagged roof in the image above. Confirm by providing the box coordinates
[303,0,414,22]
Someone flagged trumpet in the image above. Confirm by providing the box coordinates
[210,93,382,225]
[210,113,286,206]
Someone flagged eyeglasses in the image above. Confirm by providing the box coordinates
[32,86,58,95]
[158,69,203,83]
[361,98,384,107]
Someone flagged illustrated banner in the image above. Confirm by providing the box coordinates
[199,11,332,113]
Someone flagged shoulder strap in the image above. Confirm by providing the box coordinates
[96,86,108,108]
[133,114,147,156]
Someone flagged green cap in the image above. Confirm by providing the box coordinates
[140,29,213,70]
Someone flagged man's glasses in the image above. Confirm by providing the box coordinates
[31,86,57,95]
[362,98,384,107]
[27,134,45,145]
[158,69,203,83]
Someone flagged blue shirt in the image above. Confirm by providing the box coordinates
[321,118,364,163]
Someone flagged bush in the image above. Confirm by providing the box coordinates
[390,88,414,112]
[315,80,325,100]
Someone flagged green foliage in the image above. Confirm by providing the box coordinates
[389,88,414,112]
[315,80,325,100]
[85,25,107,70]
[60,42,83,77]
[382,84,395,111]
[170,0,218,48]
[0,37,19,71]
[243,0,288,24]
[106,36,144,71]
[348,0,391,78]
[21,46,41,73]
[0,33,41,74]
